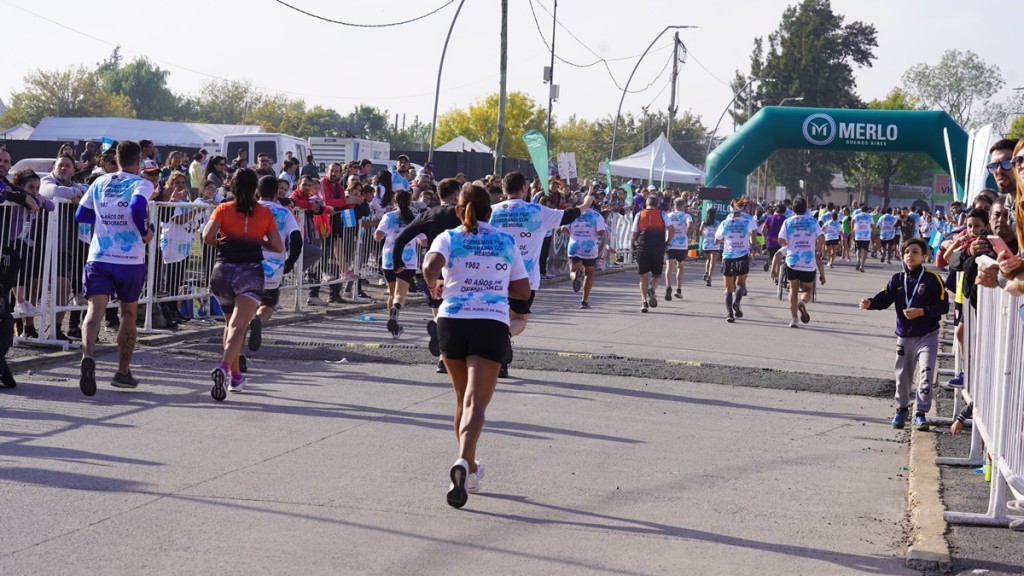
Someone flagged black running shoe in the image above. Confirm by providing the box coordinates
[0,359,16,389]
[387,306,400,336]
[239,355,248,373]
[665,286,672,302]
[447,461,469,508]
[248,317,262,351]
[80,357,96,396]
[111,371,139,389]
[436,358,447,374]
[732,302,743,318]
[427,320,440,357]
[648,288,657,308]
[498,363,509,379]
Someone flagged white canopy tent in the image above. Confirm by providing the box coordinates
[436,135,493,153]
[2,123,34,140]
[28,117,262,148]
[602,133,704,185]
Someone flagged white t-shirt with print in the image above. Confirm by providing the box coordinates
[666,211,694,250]
[853,211,875,241]
[821,219,842,242]
[778,214,823,272]
[428,222,528,324]
[376,210,425,271]
[701,222,720,251]
[563,208,606,260]
[489,198,565,290]
[259,200,300,290]
[715,212,758,259]
[81,171,154,265]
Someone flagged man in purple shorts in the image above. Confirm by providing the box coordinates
[74,140,155,396]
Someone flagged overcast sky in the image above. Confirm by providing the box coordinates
[1,0,1015,142]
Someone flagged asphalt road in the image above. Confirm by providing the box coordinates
[1,256,1019,575]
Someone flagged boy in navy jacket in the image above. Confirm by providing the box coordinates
[859,238,949,430]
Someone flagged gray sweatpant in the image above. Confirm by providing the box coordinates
[893,329,938,413]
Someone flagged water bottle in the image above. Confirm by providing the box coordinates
[179,282,194,318]
[360,314,375,321]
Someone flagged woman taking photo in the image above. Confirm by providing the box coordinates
[423,184,530,508]
[202,168,282,401]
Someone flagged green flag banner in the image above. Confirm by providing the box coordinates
[522,130,550,196]
[605,158,613,193]
[659,151,667,192]
[622,181,634,204]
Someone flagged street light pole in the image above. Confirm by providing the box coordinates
[545,0,557,147]
[609,25,696,161]
[428,0,467,163]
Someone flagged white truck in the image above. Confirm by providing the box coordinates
[220,133,311,169]
[308,137,390,172]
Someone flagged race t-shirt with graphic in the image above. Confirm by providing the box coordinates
[701,222,720,251]
[428,222,528,324]
[853,211,875,241]
[563,208,606,259]
[159,202,211,265]
[81,171,154,265]
[376,210,426,270]
[488,198,564,289]
[778,214,823,272]
[666,211,694,250]
[878,214,898,240]
[821,219,842,242]
[715,212,758,259]
[259,200,300,289]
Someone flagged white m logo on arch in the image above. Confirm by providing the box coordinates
[802,113,837,146]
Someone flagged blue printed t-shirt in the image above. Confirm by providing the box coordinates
[259,200,300,290]
[778,214,822,272]
[822,219,842,241]
[715,212,758,259]
[878,214,898,240]
[427,222,528,324]
[666,211,693,250]
[81,171,154,265]
[853,211,875,241]
[563,209,606,259]
[488,198,564,290]
[376,210,425,271]
[701,223,720,251]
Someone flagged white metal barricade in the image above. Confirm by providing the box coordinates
[943,255,1024,527]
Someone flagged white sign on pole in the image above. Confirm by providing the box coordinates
[557,152,578,180]
[775,186,786,202]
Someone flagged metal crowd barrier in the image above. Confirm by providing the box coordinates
[941,255,1024,528]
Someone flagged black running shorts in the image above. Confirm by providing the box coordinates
[571,256,598,268]
[666,249,689,262]
[637,251,664,276]
[384,269,416,285]
[722,256,750,277]
[260,288,280,307]
[437,318,509,364]
[785,266,816,284]
[856,240,870,251]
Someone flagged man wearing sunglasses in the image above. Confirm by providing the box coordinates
[986,139,1018,198]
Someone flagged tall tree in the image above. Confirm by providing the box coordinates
[901,49,1003,130]
[734,0,877,200]
[102,57,180,120]
[339,105,392,141]
[0,65,135,127]
[436,91,546,159]
[1008,115,1024,140]
[189,79,265,125]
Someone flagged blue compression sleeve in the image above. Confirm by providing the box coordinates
[129,195,149,235]
[75,204,96,225]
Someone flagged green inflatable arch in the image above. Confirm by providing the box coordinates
[704,107,968,199]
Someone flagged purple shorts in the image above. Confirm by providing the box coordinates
[83,262,147,303]
[210,262,264,308]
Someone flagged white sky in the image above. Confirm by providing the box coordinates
[1,0,1016,141]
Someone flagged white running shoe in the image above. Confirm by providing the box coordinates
[306,296,327,307]
[14,301,39,316]
[466,460,485,493]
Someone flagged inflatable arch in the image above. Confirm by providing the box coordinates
[704,107,968,199]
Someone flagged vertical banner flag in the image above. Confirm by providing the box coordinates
[522,130,550,196]
[341,208,358,228]
[928,228,944,255]
[659,151,667,192]
[605,158,613,193]
[649,146,656,186]
[622,181,634,204]
[101,137,114,153]
[557,152,578,183]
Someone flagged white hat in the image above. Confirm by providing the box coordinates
[646,185,657,191]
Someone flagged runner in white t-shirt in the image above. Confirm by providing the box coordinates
[374,190,427,338]
[75,140,155,396]
[699,209,721,287]
[247,177,302,353]
[562,206,605,309]
[714,198,759,323]
[488,172,593,376]
[778,197,826,328]
[664,197,694,301]
[423,184,530,509]
[820,209,842,268]
[852,203,876,272]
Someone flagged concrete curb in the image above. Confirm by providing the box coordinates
[906,429,953,571]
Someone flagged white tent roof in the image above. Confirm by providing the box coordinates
[603,133,704,185]
[28,117,262,148]
[436,135,493,153]
[2,123,34,140]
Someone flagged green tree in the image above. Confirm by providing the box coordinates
[245,95,307,134]
[847,89,936,208]
[1008,115,1024,139]
[436,91,547,159]
[901,49,1003,129]
[295,106,345,138]
[735,0,878,200]
[189,79,265,125]
[0,65,135,127]
[339,105,392,141]
[102,57,180,120]
[388,116,431,151]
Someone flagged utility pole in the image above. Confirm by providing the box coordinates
[666,32,680,142]
[545,0,557,148]
[494,0,508,175]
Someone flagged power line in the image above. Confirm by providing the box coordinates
[273,0,454,28]
[526,0,673,93]
[686,50,732,88]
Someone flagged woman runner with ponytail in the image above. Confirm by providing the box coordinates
[423,184,530,509]
[202,168,283,400]
[373,189,426,338]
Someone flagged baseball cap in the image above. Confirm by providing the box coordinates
[141,159,160,173]
[646,185,657,191]
[423,161,435,170]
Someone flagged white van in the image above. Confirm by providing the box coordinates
[220,133,310,170]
